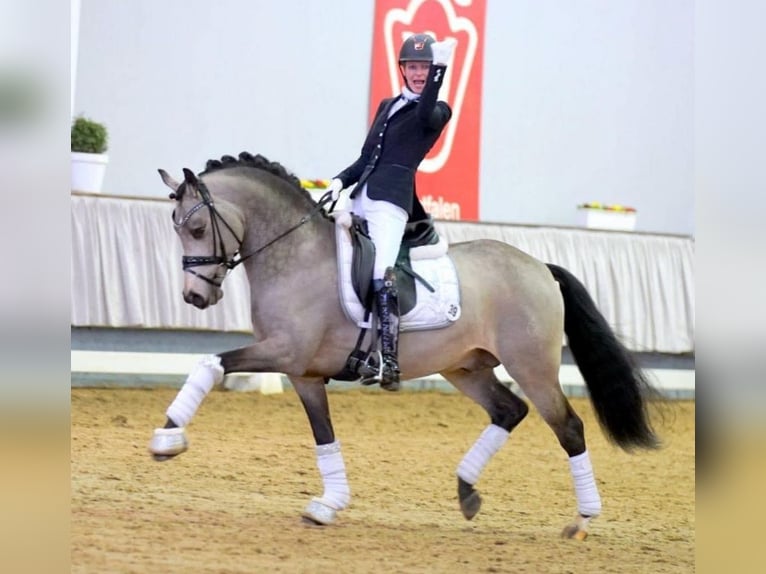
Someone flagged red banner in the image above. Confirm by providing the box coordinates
[369,0,486,221]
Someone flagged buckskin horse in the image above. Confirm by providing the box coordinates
[148,152,659,539]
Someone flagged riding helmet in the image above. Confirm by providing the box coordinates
[398,33,435,63]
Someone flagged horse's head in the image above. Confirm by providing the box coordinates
[159,167,245,309]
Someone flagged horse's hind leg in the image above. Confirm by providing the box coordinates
[291,376,351,526]
[512,364,602,540]
[441,367,530,521]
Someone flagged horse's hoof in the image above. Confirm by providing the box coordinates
[460,491,482,520]
[561,524,588,540]
[561,515,591,540]
[302,498,337,525]
[572,529,588,541]
[300,515,325,527]
[151,453,179,462]
[148,427,188,459]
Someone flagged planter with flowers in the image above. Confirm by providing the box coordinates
[577,202,637,231]
[71,115,109,193]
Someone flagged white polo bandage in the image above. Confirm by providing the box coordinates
[165,355,224,427]
[456,424,510,485]
[569,450,602,517]
[314,440,351,510]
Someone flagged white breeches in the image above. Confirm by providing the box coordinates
[353,186,408,279]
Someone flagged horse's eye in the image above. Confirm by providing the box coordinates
[190,226,205,239]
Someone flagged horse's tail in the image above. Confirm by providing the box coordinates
[546,263,660,451]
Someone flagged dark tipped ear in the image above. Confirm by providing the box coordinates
[182,168,198,185]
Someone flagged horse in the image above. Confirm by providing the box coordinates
[148,152,659,539]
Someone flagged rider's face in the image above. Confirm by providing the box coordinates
[401,61,431,94]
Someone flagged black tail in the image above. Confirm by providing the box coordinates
[547,263,660,451]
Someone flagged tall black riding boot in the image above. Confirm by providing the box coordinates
[373,267,401,391]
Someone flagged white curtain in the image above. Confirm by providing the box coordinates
[71,193,694,353]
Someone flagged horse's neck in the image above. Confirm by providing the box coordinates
[205,170,337,307]
[233,185,336,288]
[241,207,337,337]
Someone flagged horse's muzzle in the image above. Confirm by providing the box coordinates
[184,290,210,309]
[184,288,223,309]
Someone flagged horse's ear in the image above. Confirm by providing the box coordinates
[158,169,183,199]
[182,168,198,185]
[158,169,180,191]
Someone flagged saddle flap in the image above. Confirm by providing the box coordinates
[335,211,461,332]
[348,215,375,309]
[346,213,426,316]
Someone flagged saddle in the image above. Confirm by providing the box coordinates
[348,214,440,316]
[331,213,456,383]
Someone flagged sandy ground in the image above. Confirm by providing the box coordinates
[71,387,694,573]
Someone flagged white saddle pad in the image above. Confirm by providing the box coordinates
[334,212,461,332]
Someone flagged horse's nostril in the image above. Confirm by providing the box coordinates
[184,291,208,309]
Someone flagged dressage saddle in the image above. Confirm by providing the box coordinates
[347,214,438,316]
[330,214,440,383]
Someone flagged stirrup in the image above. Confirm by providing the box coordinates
[360,350,383,386]
[379,359,401,392]
[358,351,400,391]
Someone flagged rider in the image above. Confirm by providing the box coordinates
[328,33,456,390]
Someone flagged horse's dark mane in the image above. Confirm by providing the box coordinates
[200,151,316,205]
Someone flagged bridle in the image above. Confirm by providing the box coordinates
[172,179,333,288]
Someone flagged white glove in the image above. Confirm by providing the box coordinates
[328,178,344,201]
[431,38,457,66]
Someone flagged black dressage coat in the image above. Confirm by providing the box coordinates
[334,63,452,219]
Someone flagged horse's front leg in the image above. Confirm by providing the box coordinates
[291,376,351,526]
[148,339,291,461]
[148,354,224,460]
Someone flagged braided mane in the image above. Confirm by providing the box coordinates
[201,151,316,205]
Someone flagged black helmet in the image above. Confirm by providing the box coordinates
[398,33,435,63]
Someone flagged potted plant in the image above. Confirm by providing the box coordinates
[71,115,109,193]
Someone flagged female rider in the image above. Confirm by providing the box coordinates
[328,33,456,390]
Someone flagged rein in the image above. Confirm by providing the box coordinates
[174,179,334,287]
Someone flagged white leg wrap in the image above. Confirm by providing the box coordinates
[456,424,510,485]
[165,355,224,427]
[569,450,602,517]
[313,440,351,510]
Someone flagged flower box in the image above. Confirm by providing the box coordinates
[577,203,637,231]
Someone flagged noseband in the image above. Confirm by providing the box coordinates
[173,179,333,288]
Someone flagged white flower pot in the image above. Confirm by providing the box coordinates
[71,152,109,193]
